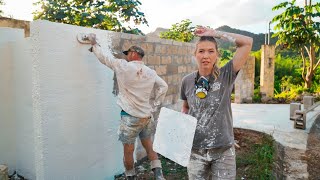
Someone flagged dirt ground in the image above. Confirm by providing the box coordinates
[306,115,320,180]
[114,128,269,180]
[115,118,320,180]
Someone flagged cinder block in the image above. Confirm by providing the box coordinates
[293,110,306,130]
[303,96,314,110]
[290,103,301,120]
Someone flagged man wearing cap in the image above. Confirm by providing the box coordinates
[85,33,168,180]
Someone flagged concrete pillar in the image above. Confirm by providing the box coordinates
[260,45,275,98]
[235,56,255,103]
[303,96,314,110]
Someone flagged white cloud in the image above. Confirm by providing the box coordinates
[1,0,312,34]
[2,0,37,20]
[139,0,309,34]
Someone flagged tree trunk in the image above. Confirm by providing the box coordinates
[304,73,313,89]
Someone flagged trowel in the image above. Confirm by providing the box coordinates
[77,33,94,52]
[76,33,92,44]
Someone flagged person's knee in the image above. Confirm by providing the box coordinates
[140,138,153,151]
[124,144,135,154]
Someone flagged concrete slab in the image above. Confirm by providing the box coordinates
[232,103,320,150]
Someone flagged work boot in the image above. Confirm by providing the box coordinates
[126,175,137,180]
[125,168,136,180]
[152,167,165,180]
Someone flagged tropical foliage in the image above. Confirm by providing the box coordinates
[0,0,5,16]
[271,0,320,88]
[33,0,148,35]
[159,19,196,42]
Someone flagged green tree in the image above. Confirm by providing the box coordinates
[0,0,5,16]
[33,0,148,35]
[160,19,195,42]
[271,0,320,88]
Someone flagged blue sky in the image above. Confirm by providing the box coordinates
[2,0,309,34]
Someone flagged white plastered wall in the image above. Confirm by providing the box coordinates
[31,20,123,179]
[13,38,35,179]
[0,21,124,180]
[0,27,25,175]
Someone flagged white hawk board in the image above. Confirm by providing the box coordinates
[153,107,197,167]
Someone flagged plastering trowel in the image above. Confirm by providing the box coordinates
[77,33,95,52]
[76,33,92,44]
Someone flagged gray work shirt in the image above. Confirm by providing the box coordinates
[180,61,237,149]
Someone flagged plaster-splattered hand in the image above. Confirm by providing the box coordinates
[194,26,215,37]
[194,26,236,43]
[87,33,98,45]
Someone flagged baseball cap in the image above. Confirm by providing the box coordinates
[123,46,145,58]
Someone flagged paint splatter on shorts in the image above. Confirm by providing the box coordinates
[118,111,156,144]
[187,146,236,180]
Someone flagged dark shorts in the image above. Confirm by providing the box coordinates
[118,110,156,144]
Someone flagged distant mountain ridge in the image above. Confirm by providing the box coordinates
[216,25,277,51]
[147,25,278,51]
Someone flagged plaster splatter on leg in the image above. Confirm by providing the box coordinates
[211,146,236,179]
[188,149,210,180]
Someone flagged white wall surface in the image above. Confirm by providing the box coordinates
[12,39,35,179]
[0,27,24,175]
[0,28,24,43]
[31,20,123,180]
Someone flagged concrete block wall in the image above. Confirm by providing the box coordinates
[235,56,255,103]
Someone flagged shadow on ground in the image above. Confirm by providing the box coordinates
[306,114,320,180]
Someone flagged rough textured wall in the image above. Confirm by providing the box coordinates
[260,45,275,98]
[235,56,255,103]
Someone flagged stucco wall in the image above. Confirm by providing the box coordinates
[0,27,25,175]
[13,39,35,179]
[31,20,123,179]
